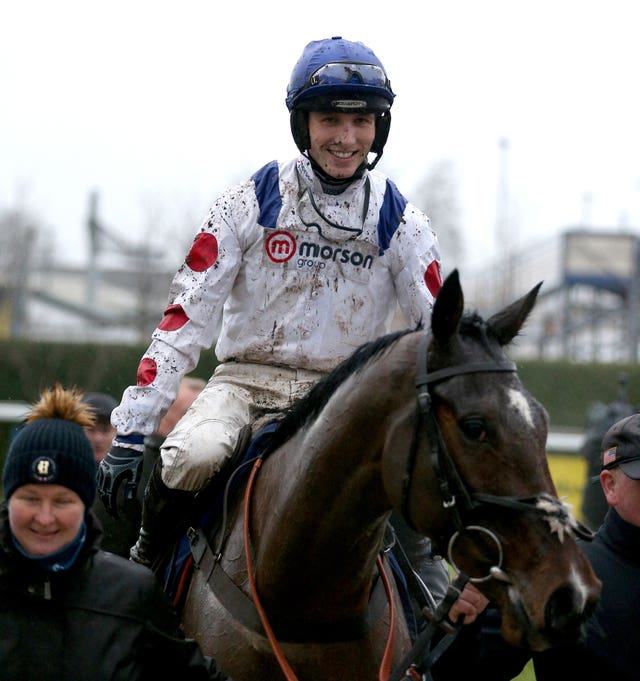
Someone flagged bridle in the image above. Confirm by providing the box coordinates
[384,332,596,681]
[401,332,594,585]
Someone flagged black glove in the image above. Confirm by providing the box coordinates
[97,435,145,517]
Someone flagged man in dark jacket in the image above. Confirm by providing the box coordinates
[532,412,640,681]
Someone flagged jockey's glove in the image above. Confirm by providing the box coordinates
[97,434,145,517]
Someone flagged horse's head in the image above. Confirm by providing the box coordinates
[400,269,600,651]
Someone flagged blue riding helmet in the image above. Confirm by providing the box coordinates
[286,36,395,167]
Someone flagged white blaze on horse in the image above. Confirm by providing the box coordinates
[180,269,601,681]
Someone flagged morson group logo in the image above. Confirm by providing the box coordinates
[265,231,297,263]
[265,230,374,270]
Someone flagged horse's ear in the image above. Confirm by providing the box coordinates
[487,281,543,345]
[431,269,464,346]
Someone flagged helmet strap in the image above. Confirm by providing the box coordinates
[371,111,391,154]
[290,110,310,154]
[365,111,390,170]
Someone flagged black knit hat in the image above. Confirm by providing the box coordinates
[2,397,97,507]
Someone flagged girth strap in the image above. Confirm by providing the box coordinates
[189,525,391,642]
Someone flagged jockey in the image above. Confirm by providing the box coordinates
[97,37,444,590]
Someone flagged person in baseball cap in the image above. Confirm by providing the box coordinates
[600,413,640,479]
[83,392,118,424]
[82,391,117,463]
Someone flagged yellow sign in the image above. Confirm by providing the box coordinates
[547,452,588,522]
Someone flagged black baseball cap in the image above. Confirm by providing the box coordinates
[82,392,117,423]
[601,413,640,479]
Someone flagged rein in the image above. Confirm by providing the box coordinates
[243,456,398,681]
[243,458,296,681]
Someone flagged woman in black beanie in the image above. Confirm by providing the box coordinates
[0,384,230,681]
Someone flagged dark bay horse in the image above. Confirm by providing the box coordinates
[182,270,600,681]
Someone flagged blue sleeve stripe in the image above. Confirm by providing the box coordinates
[252,161,282,229]
[115,433,145,445]
[377,179,408,255]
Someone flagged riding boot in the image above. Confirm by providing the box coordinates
[130,457,197,571]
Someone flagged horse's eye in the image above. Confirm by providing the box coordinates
[459,417,488,442]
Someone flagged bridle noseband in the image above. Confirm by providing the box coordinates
[401,332,594,584]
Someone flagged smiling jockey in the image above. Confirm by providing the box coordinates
[97,37,444,602]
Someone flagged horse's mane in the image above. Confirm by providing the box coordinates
[260,309,500,455]
[262,327,415,455]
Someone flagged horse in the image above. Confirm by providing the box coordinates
[181,269,601,681]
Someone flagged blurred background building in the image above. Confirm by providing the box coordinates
[2,186,639,362]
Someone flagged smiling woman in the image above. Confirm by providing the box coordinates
[0,384,228,681]
[9,484,85,557]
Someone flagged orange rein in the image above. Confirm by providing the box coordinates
[243,457,397,681]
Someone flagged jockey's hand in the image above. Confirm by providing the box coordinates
[97,435,145,517]
[447,583,490,625]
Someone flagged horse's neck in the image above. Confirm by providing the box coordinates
[253,444,390,610]
[251,365,413,600]
[257,421,389,553]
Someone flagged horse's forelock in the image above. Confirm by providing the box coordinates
[458,311,507,361]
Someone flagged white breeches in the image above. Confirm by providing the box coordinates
[160,362,325,490]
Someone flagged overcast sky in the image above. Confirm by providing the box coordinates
[2,0,639,272]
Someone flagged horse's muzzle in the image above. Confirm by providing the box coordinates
[541,582,599,647]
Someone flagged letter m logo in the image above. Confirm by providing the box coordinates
[265,230,297,263]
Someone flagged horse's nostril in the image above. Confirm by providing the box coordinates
[544,584,589,643]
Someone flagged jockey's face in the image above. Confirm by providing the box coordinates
[307,110,376,179]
